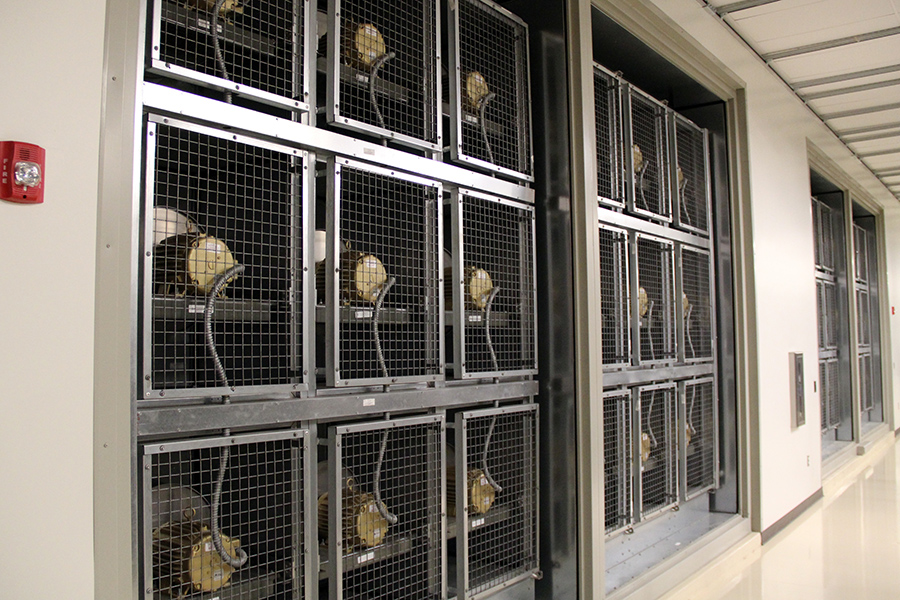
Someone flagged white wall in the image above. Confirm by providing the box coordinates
[885,206,900,428]
[0,1,105,598]
[648,0,900,531]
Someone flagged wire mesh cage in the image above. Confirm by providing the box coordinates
[635,234,676,365]
[813,198,835,273]
[594,64,625,207]
[322,158,442,386]
[325,415,444,600]
[627,87,671,221]
[684,378,717,499]
[598,224,630,369]
[603,389,632,534]
[857,288,871,348]
[453,404,538,598]
[681,246,714,362]
[816,279,838,352]
[638,384,678,519]
[141,429,310,600]
[324,0,440,150]
[143,117,307,399]
[447,0,533,180]
[149,0,312,114]
[447,189,537,379]
[673,114,710,235]
[854,223,869,283]
[819,358,840,432]
[859,353,874,412]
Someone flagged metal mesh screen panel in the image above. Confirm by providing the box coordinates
[599,226,630,368]
[639,386,678,517]
[454,0,532,177]
[854,224,868,283]
[857,288,871,347]
[675,116,708,234]
[816,280,838,351]
[143,431,306,600]
[154,0,305,106]
[685,379,716,498]
[594,67,624,205]
[813,200,835,272]
[331,163,441,384]
[460,407,538,596]
[629,90,670,220]
[637,236,675,363]
[331,418,443,600]
[330,0,438,145]
[860,353,874,412]
[681,247,713,361]
[603,391,632,534]
[456,194,536,376]
[147,122,303,397]
[819,358,840,431]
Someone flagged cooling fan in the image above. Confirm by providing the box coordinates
[317,462,392,551]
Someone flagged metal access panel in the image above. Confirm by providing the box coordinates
[680,245,714,362]
[324,157,443,387]
[327,415,444,600]
[324,0,441,151]
[148,0,313,114]
[454,404,539,598]
[598,224,630,369]
[447,0,533,181]
[813,198,835,273]
[673,114,710,235]
[857,288,871,348]
[593,64,625,208]
[683,377,718,500]
[603,389,632,535]
[626,86,671,222]
[816,279,838,352]
[854,224,869,283]
[141,429,311,600]
[634,233,676,365]
[637,384,678,520]
[448,189,537,379]
[143,116,309,400]
[859,353,874,412]
[819,358,840,432]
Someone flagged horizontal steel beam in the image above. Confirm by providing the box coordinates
[821,101,900,120]
[792,64,900,89]
[137,380,539,436]
[715,0,782,15]
[596,207,711,250]
[763,26,900,61]
[142,83,535,203]
[801,77,900,100]
[601,363,715,388]
[842,128,900,143]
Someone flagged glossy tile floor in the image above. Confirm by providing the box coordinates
[712,437,900,600]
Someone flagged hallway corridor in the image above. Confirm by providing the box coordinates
[711,436,900,600]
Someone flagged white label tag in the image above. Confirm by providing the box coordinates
[358,551,375,564]
[472,518,485,528]
[213,569,223,581]
[355,310,373,319]
[363,398,376,407]
[356,73,370,84]
[465,114,479,124]
[189,304,205,314]
[369,504,377,513]
[204,542,213,552]
[468,314,482,323]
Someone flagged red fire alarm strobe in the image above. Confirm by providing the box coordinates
[1,141,45,204]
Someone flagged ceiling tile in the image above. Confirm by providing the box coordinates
[768,35,900,81]
[807,83,900,111]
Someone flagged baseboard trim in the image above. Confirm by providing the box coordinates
[760,487,823,545]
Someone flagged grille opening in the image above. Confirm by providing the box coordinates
[685,379,716,498]
[603,391,632,534]
[681,247,713,362]
[674,116,709,234]
[146,120,304,397]
[636,236,675,364]
[594,66,625,205]
[599,226,630,368]
[639,386,677,518]
[628,90,670,221]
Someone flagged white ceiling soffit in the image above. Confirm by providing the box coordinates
[699,0,900,201]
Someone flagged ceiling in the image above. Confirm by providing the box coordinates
[700,0,900,201]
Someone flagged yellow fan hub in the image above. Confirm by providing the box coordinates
[185,235,238,295]
[468,468,496,515]
[633,144,644,173]
[351,23,387,68]
[189,532,239,592]
[465,71,491,109]
[685,425,693,447]
[189,0,243,16]
[682,292,691,315]
[353,254,388,303]
[640,432,652,463]
[638,286,649,318]
[677,166,685,188]
[354,495,390,548]
[465,267,494,310]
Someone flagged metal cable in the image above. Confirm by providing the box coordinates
[637,161,650,211]
[685,304,695,359]
[212,0,234,104]
[369,51,396,130]
[484,286,501,372]
[687,385,697,436]
[372,276,396,379]
[646,394,658,448]
[646,300,656,361]
[373,428,399,525]
[478,92,497,165]
[482,415,503,493]
[203,265,249,569]
[679,177,691,226]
